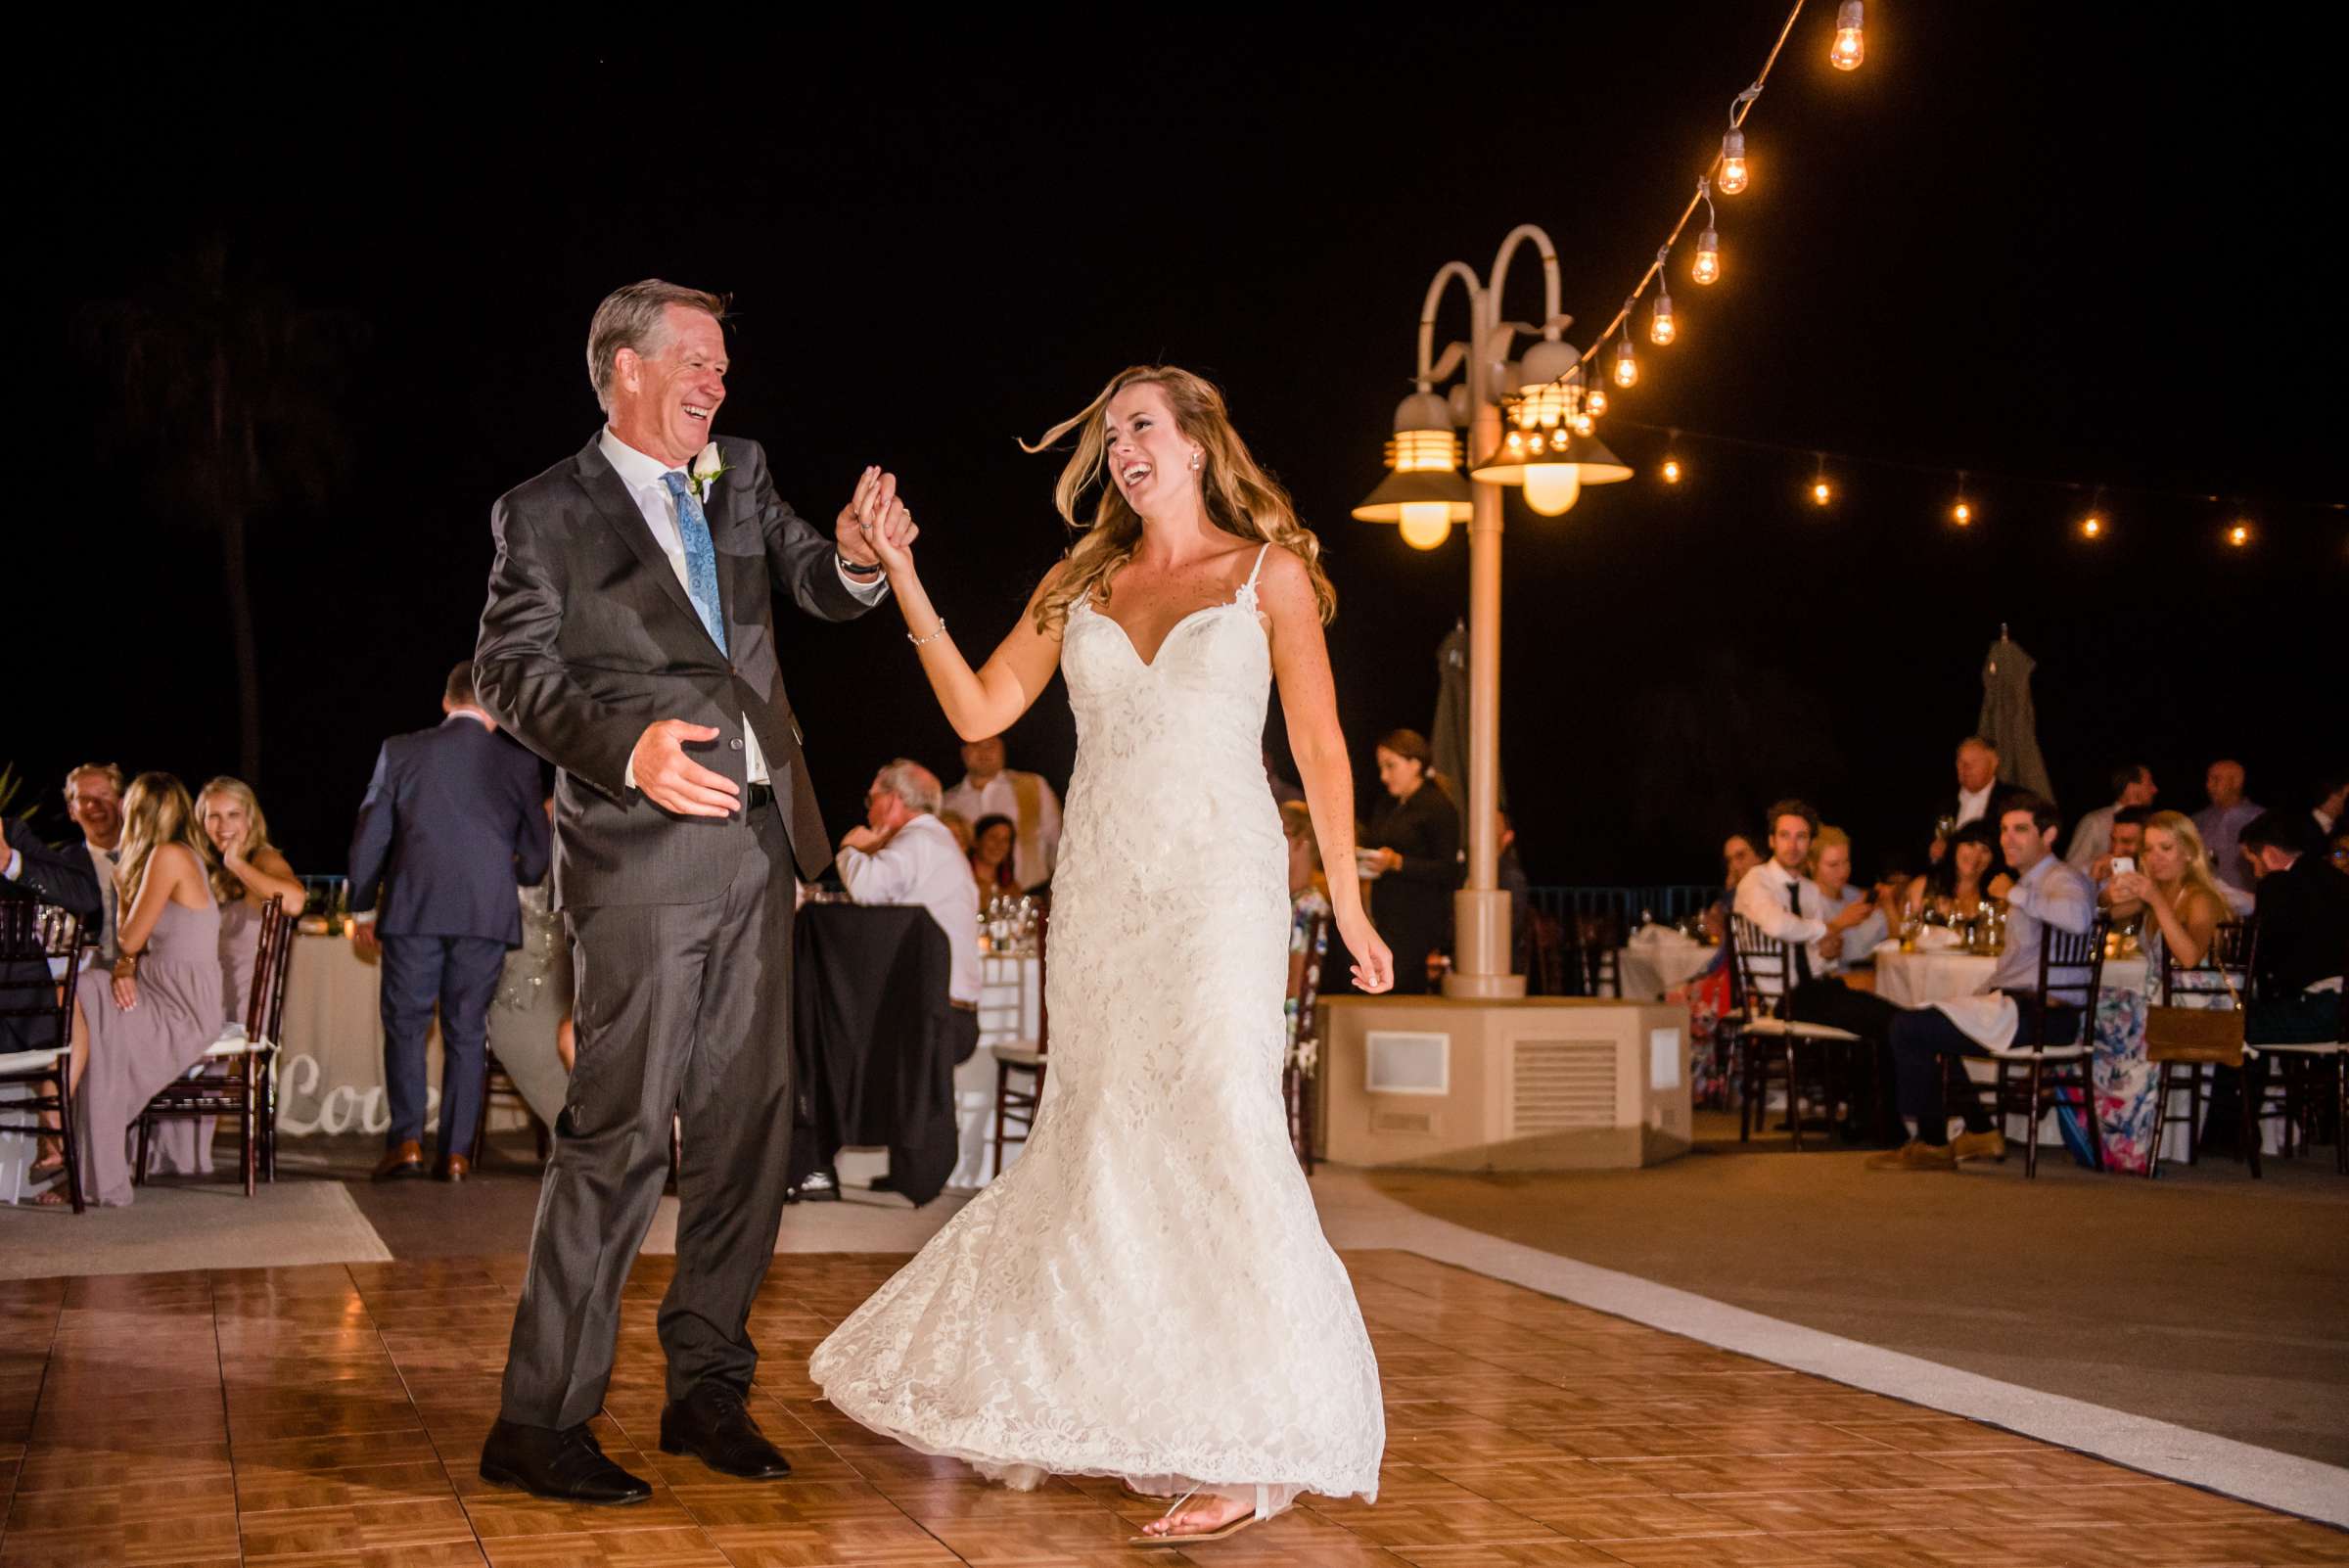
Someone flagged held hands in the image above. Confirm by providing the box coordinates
[631,720,741,819]
[835,467,902,569]
[865,495,921,580]
[1338,907,1396,993]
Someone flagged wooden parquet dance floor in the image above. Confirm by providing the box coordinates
[2,1249,2341,1567]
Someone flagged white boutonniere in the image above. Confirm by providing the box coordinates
[687,441,729,500]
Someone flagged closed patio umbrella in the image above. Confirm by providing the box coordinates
[1979,626,2056,805]
[1429,620,1502,809]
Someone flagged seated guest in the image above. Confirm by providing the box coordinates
[2066,762,2157,871]
[2104,810,2229,979]
[1734,802,1907,1138]
[1875,796,2096,1171]
[2,817,106,1183]
[1927,736,2026,865]
[938,809,974,857]
[968,813,1021,902]
[62,762,126,962]
[838,761,982,1066]
[1808,825,1891,972]
[1361,728,1462,995]
[153,777,306,1179]
[1698,832,1763,946]
[2092,807,2151,900]
[2312,770,2346,841]
[2239,811,2349,1043]
[197,777,306,1020]
[1281,802,1332,1054]
[1902,819,2000,924]
[39,773,224,1207]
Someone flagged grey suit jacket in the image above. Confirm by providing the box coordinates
[474,432,877,906]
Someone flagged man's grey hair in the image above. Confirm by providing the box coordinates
[585,279,729,412]
[875,759,943,815]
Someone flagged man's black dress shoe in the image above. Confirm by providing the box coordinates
[660,1383,793,1479]
[479,1417,652,1504]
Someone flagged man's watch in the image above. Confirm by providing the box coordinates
[837,553,883,578]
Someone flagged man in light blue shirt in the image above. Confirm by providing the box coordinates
[1874,795,2096,1172]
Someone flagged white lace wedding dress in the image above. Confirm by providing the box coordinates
[809,543,1384,1517]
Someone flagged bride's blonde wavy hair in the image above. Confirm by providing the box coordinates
[1022,366,1335,636]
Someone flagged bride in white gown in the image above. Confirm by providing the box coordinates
[809,366,1394,1545]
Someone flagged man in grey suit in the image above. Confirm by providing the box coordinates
[473,279,900,1504]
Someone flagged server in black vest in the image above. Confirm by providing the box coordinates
[471,281,895,1504]
[348,660,551,1181]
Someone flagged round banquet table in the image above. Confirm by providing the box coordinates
[1871,942,2145,1006]
[1618,931,1721,1001]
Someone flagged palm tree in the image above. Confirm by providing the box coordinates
[79,239,365,784]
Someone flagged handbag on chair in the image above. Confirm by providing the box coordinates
[2143,964,2245,1067]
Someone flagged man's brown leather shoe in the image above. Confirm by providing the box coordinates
[373,1140,426,1181]
[1865,1138,1958,1172]
[437,1152,472,1182]
[1950,1129,2007,1163]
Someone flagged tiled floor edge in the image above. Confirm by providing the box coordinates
[1321,1176,2349,1530]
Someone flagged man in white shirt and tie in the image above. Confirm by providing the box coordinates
[942,735,1061,892]
[1876,795,2097,1172]
[837,760,983,1066]
[1732,800,1907,1140]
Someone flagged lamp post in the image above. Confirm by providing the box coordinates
[1355,225,1632,999]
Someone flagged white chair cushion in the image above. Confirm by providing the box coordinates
[2242,1040,2346,1058]
[1982,1042,2091,1062]
[0,1046,70,1077]
[1739,1018,1863,1043]
[993,1045,1045,1069]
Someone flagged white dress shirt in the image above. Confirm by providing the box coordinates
[2064,803,2120,871]
[836,813,982,1004]
[1732,860,1832,984]
[1954,781,1995,828]
[598,428,887,790]
[941,770,1062,891]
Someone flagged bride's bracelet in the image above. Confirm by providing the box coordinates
[908,618,948,648]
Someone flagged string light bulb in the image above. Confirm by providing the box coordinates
[1649,254,1676,345]
[1583,379,1608,418]
[1810,455,1832,507]
[2227,519,2252,548]
[1830,0,1865,70]
[1951,472,1973,527]
[1613,330,1638,388]
[1718,126,1750,195]
[1690,180,1721,285]
[2080,512,2104,539]
[1662,455,1683,484]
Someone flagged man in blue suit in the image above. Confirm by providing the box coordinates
[349,661,552,1180]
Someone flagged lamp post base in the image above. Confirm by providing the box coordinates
[1442,888,1525,998]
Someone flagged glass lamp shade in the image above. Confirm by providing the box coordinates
[1352,465,1473,525]
[1470,429,1634,508]
[1398,508,1453,549]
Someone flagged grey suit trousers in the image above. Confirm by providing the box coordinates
[498,807,797,1430]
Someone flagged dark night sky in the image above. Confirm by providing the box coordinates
[26,11,2345,887]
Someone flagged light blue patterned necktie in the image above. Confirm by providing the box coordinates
[659,471,727,655]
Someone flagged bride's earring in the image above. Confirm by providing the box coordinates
[1188,451,1203,472]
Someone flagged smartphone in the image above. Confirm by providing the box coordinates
[2109,856,2136,876]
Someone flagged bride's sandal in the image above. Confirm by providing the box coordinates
[1128,1486,1259,1547]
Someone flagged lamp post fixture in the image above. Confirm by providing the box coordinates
[1355,225,1631,999]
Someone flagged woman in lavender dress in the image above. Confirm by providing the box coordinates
[37,773,222,1207]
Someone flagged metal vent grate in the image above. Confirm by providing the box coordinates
[1511,1038,1617,1135]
